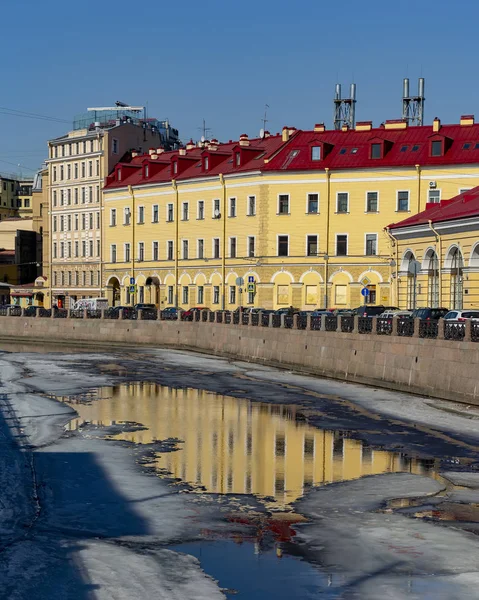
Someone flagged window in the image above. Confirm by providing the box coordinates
[365,234,377,256]
[60,215,64,231]
[74,241,79,257]
[82,271,86,286]
[75,214,79,230]
[88,186,93,203]
[124,207,131,225]
[81,187,86,203]
[307,235,318,256]
[336,235,347,256]
[229,286,236,304]
[400,145,408,152]
[96,212,100,229]
[278,194,289,214]
[67,214,72,231]
[366,191,378,212]
[339,148,347,155]
[307,193,319,213]
[428,190,441,204]
[82,241,86,257]
[67,164,71,179]
[144,165,149,178]
[248,195,256,216]
[463,143,471,150]
[431,140,442,156]
[88,161,93,177]
[112,139,119,154]
[138,206,144,224]
[152,241,159,261]
[60,190,64,206]
[213,286,220,304]
[204,157,209,170]
[74,163,78,179]
[351,148,358,154]
[172,161,178,174]
[311,146,321,160]
[152,204,159,223]
[96,186,100,202]
[125,243,130,262]
[235,152,241,166]
[230,237,237,258]
[53,216,57,232]
[213,198,220,217]
[74,188,78,204]
[397,190,409,211]
[371,143,381,159]
[248,236,255,257]
[138,242,144,261]
[53,243,57,259]
[182,202,188,221]
[111,245,117,263]
[167,286,174,304]
[60,166,64,180]
[198,200,204,219]
[278,235,289,256]
[248,290,254,304]
[167,203,174,222]
[96,240,100,257]
[167,241,174,261]
[53,191,57,206]
[335,284,347,305]
[213,238,220,259]
[89,213,93,229]
[67,189,71,205]
[198,286,204,304]
[89,240,93,257]
[193,238,203,259]
[96,160,100,176]
[183,240,189,259]
[182,286,189,304]
[337,192,349,213]
[81,163,85,178]
[229,197,236,217]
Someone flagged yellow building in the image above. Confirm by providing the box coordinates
[103,116,479,310]
[389,185,479,310]
[16,179,34,218]
[46,104,179,308]
[0,176,21,220]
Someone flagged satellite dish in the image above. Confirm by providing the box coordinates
[214,208,221,218]
[259,128,265,139]
[201,135,205,143]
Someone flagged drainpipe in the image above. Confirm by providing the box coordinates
[98,131,103,299]
[172,179,179,307]
[128,185,135,306]
[385,227,399,307]
[415,164,421,213]
[428,220,442,305]
[219,174,226,310]
[324,168,331,309]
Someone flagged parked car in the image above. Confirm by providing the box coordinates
[311,310,332,317]
[133,303,156,311]
[333,308,354,317]
[161,307,179,320]
[72,298,109,311]
[379,310,413,319]
[352,305,387,317]
[444,310,479,321]
[275,307,300,315]
[410,307,449,320]
[106,305,137,319]
[181,307,208,321]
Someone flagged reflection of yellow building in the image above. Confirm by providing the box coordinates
[65,383,438,506]
[103,117,479,310]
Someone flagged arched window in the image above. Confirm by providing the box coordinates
[448,247,464,310]
[426,250,439,307]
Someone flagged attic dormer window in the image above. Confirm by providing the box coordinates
[204,157,209,170]
[311,146,321,161]
[173,161,178,174]
[117,169,121,181]
[371,143,381,159]
[431,140,442,156]
[144,165,149,178]
[235,152,240,166]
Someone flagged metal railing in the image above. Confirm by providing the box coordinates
[297,314,307,330]
[38,308,51,318]
[104,309,119,320]
[70,308,84,319]
[310,316,321,331]
[121,307,137,320]
[376,318,392,335]
[284,315,293,329]
[419,320,438,339]
[233,312,240,325]
[444,321,465,341]
[397,317,414,337]
[325,315,338,331]
[358,317,372,334]
[209,311,215,323]
[23,306,37,317]
[53,308,67,319]
[224,312,232,325]
[261,313,270,327]
[87,309,102,319]
[272,314,281,328]
[472,322,479,342]
[341,316,354,333]
[242,312,249,325]
[251,313,259,326]
[139,308,157,320]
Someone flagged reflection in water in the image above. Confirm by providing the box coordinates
[63,383,440,506]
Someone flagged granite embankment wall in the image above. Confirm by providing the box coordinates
[0,314,477,405]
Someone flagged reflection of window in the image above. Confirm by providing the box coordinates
[304,436,314,456]
[334,284,347,305]
[275,434,285,456]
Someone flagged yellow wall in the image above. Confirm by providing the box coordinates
[103,164,479,309]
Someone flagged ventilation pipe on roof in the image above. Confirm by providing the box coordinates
[433,117,441,132]
[186,140,196,150]
[239,134,250,147]
[314,123,326,132]
[460,115,475,126]
[156,148,165,154]
[281,127,289,142]
[178,148,186,156]
[208,139,219,151]
[131,150,139,158]
[341,124,349,132]
[148,148,156,155]
[263,131,271,138]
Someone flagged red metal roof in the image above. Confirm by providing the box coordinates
[104,121,479,191]
[389,186,479,229]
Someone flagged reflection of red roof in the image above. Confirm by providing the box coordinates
[389,186,479,230]
[104,121,479,191]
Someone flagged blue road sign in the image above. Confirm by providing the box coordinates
[248,276,255,283]
[130,277,135,285]
[361,288,370,297]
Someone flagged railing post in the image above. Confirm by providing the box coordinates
[306,313,312,330]
[353,315,359,334]
[248,312,253,326]
[336,316,342,333]
[437,318,445,340]
[268,313,274,327]
[119,309,124,320]
[392,316,399,336]
[82,308,87,319]
[178,309,183,322]
[371,316,378,335]
[413,317,421,338]
[137,309,143,321]
[100,309,105,320]
[293,314,299,329]
[68,309,74,319]
[35,307,40,318]
[465,319,472,342]
[50,306,55,319]
[21,307,27,317]
[320,314,327,331]
[280,314,285,328]
[158,308,163,320]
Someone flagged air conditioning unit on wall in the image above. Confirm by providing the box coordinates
[429,181,437,189]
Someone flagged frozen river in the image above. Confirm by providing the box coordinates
[1,343,479,599]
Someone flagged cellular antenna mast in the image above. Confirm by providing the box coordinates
[333,83,356,130]
[402,78,425,126]
[262,104,269,131]
[198,118,212,140]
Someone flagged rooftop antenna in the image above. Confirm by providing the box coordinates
[402,78,425,126]
[198,119,212,140]
[333,83,356,130]
[261,104,269,131]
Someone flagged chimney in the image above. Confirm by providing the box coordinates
[131,150,139,158]
[150,153,158,160]
[148,148,156,155]
[239,133,250,147]
[208,139,219,151]
[341,124,349,132]
[314,123,326,132]
[263,130,271,138]
[433,117,441,132]
[178,148,186,156]
[384,119,407,130]
[288,126,297,136]
[282,127,290,142]
[186,139,196,150]
[355,121,372,131]
[460,114,475,126]
[156,148,165,154]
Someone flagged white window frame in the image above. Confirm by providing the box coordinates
[335,233,348,256]
[365,190,379,213]
[212,237,220,259]
[182,202,189,221]
[336,191,349,213]
[138,205,144,224]
[396,190,410,212]
[112,138,119,154]
[197,285,204,304]
[212,198,220,218]
[364,232,378,256]
[229,197,237,217]
[247,235,256,257]
[110,209,116,226]
[247,195,256,216]
[459,187,472,194]
[306,192,320,214]
[124,242,131,262]
[124,207,131,225]
[229,236,237,258]
[306,234,319,257]
[277,193,290,215]
[213,285,220,304]
[167,240,174,261]
[138,242,145,262]
[182,239,189,259]
[277,234,289,257]
[110,244,117,263]
[427,189,441,204]
[197,238,204,259]
[167,203,174,222]
[229,285,236,304]
[152,241,159,261]
[197,200,205,220]
[152,204,159,223]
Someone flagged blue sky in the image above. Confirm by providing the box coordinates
[1,0,476,176]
